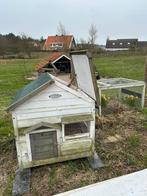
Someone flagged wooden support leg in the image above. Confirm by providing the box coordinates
[141,84,146,109]
[118,88,122,102]
[99,89,102,116]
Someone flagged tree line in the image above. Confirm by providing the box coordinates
[0,33,43,58]
[0,23,99,58]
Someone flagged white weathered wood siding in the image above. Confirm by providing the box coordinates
[12,82,95,128]
[12,82,95,168]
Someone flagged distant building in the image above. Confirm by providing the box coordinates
[43,35,76,51]
[106,38,147,51]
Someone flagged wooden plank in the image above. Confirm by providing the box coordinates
[121,88,142,98]
[16,99,89,110]
[62,114,93,123]
[71,54,97,100]
[15,105,92,114]
[16,107,92,121]
[61,138,92,156]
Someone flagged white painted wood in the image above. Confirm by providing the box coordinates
[62,124,65,142]
[10,75,95,168]
[71,54,96,100]
[61,138,92,156]
[16,136,29,166]
[16,108,93,121]
[26,133,32,161]
[90,119,95,140]
[54,169,147,196]
[15,106,93,121]
[141,84,146,108]
[55,80,93,103]
[97,78,146,115]
[12,82,95,128]
[14,105,92,114]
[17,111,93,128]
[98,88,102,116]
[15,99,91,111]
[14,83,93,112]
[52,54,71,64]
[65,133,90,140]
[97,78,145,90]
[12,114,18,137]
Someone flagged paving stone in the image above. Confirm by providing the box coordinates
[12,168,31,196]
[88,152,104,169]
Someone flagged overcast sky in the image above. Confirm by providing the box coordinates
[0,0,147,44]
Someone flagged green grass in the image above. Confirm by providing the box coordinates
[0,52,146,195]
[127,135,141,149]
[94,55,146,80]
[0,58,40,138]
[0,54,146,138]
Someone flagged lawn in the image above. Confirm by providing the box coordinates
[0,53,147,195]
[94,55,146,80]
[0,59,39,138]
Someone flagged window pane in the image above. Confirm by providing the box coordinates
[65,121,90,136]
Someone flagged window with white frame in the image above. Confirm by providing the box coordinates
[63,121,90,140]
[51,42,63,48]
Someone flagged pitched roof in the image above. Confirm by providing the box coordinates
[7,73,53,111]
[43,35,74,49]
[106,39,138,49]
[35,52,70,71]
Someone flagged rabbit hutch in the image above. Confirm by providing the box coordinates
[7,72,97,168]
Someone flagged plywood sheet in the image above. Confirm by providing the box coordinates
[71,54,97,101]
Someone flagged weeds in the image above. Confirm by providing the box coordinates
[123,95,139,107]
[143,154,147,167]
[127,135,141,149]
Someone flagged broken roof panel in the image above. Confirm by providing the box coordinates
[70,51,99,104]
[35,52,70,71]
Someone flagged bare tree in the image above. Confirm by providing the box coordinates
[20,33,34,58]
[57,22,67,35]
[88,24,98,46]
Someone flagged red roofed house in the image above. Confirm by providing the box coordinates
[35,52,71,74]
[43,35,76,51]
